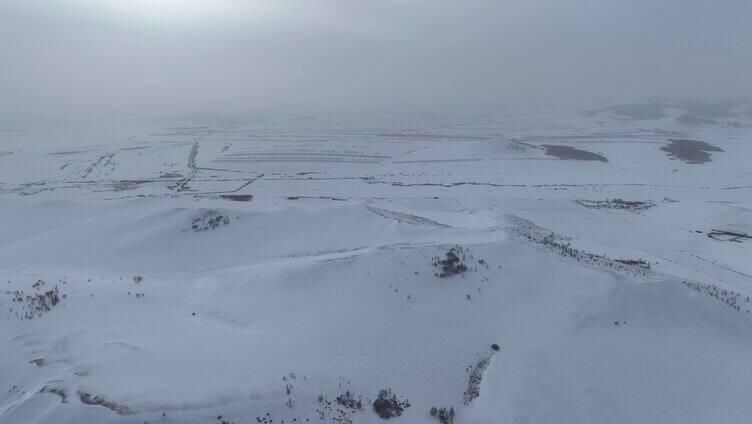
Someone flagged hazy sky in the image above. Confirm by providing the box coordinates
[2,0,751,121]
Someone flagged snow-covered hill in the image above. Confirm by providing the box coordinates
[1,108,751,423]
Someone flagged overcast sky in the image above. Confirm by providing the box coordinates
[2,0,751,121]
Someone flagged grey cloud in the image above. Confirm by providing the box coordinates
[2,0,750,121]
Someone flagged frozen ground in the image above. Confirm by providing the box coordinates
[1,105,752,423]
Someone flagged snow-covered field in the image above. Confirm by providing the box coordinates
[2,105,752,423]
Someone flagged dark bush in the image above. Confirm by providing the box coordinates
[372,388,410,419]
[187,209,230,232]
[429,406,455,424]
[433,246,468,278]
[336,390,363,410]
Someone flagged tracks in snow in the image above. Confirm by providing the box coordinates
[173,142,199,192]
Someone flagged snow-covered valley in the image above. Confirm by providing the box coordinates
[2,106,752,423]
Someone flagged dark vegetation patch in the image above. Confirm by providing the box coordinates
[508,215,652,277]
[285,195,346,201]
[317,394,357,424]
[367,206,451,228]
[5,279,63,320]
[542,145,608,162]
[660,139,723,164]
[111,180,151,191]
[217,416,235,424]
[118,145,149,151]
[255,412,277,424]
[576,199,655,212]
[314,378,365,424]
[282,371,297,409]
[429,406,456,424]
[39,386,67,403]
[255,373,312,424]
[218,417,234,424]
[175,181,192,191]
[372,389,410,419]
[49,150,90,155]
[219,194,252,202]
[614,258,651,268]
[432,246,469,278]
[707,229,751,243]
[463,350,498,405]
[159,172,183,179]
[337,391,364,411]
[78,391,132,415]
[682,280,750,314]
[185,209,230,232]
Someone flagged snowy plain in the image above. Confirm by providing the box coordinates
[1,104,752,423]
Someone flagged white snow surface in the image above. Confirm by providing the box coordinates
[1,108,752,423]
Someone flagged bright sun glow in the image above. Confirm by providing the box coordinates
[97,0,272,23]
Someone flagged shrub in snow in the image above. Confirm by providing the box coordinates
[186,209,230,232]
[372,388,410,419]
[77,391,131,415]
[464,353,497,405]
[429,406,455,424]
[432,246,469,278]
[575,199,655,212]
[8,280,64,320]
[336,390,364,411]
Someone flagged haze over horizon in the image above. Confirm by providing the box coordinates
[2,3,752,424]
[2,0,752,122]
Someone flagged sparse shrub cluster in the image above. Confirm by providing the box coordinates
[429,406,455,424]
[614,258,651,268]
[77,391,131,415]
[682,280,750,313]
[40,385,67,403]
[372,388,410,419]
[6,280,63,320]
[282,372,296,409]
[336,391,363,411]
[219,194,252,202]
[432,246,469,278]
[508,216,652,277]
[318,394,358,424]
[216,415,234,424]
[30,287,60,311]
[255,412,275,424]
[463,356,491,405]
[185,209,230,232]
[707,229,751,242]
[576,199,655,211]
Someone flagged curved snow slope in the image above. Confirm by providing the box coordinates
[0,199,499,274]
[1,200,751,424]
